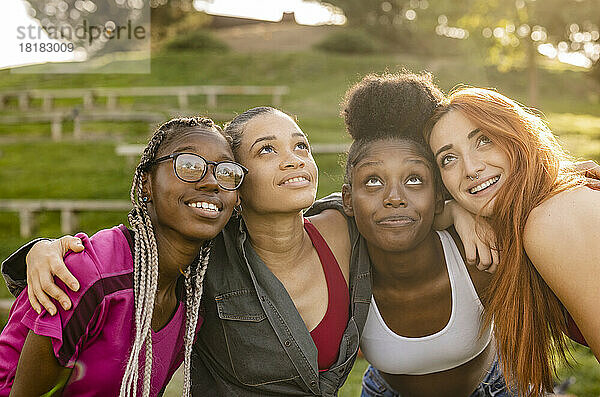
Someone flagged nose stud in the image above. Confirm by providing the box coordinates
[468,172,480,181]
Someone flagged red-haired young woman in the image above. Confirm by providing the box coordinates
[425,87,600,396]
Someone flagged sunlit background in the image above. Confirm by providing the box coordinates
[0,0,599,395]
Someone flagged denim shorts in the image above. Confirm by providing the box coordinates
[361,358,514,397]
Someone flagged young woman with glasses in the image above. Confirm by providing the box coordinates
[0,117,245,396]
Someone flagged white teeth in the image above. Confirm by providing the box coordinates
[282,176,308,185]
[188,202,220,211]
[469,176,500,194]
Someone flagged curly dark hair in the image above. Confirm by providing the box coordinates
[341,71,445,186]
[342,71,444,142]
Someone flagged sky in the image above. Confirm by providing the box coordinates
[1,0,76,70]
[193,0,345,25]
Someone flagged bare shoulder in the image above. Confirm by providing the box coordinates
[525,186,600,247]
[522,186,600,354]
[307,209,348,236]
[524,186,600,279]
[306,209,351,281]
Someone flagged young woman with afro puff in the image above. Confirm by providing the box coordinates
[340,72,515,397]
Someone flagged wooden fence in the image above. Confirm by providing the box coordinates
[0,200,132,237]
[0,111,164,141]
[0,85,289,111]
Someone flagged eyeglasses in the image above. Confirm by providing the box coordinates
[153,152,248,191]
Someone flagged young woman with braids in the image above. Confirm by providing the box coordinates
[0,117,246,396]
[2,104,492,395]
[425,87,600,396]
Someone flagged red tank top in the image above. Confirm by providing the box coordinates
[304,218,350,370]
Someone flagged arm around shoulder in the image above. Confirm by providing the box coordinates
[523,187,600,357]
[1,238,50,298]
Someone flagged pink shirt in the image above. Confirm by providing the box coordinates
[0,225,202,396]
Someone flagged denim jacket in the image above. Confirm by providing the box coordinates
[1,195,373,396]
[191,194,372,396]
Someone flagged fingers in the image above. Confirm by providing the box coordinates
[29,272,58,316]
[52,236,80,292]
[59,235,84,254]
[476,243,493,272]
[585,178,600,189]
[488,247,499,274]
[40,269,73,311]
[26,269,42,315]
[25,236,82,315]
[575,160,600,179]
[52,264,80,293]
[579,159,598,170]
[463,241,477,266]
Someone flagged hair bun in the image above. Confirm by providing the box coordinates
[341,72,444,142]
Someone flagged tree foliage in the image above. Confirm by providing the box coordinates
[327,0,600,100]
[455,0,600,70]
[328,0,599,66]
[325,0,444,51]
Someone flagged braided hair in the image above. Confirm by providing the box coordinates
[120,116,226,397]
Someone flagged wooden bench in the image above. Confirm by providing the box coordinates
[0,113,67,141]
[0,111,163,141]
[0,200,132,237]
[115,142,351,163]
[0,85,289,111]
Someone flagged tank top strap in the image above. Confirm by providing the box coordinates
[303,218,349,370]
[436,230,480,302]
[303,218,342,280]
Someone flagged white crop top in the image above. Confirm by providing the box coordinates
[360,230,492,375]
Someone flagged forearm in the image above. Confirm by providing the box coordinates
[10,331,72,396]
[2,238,50,297]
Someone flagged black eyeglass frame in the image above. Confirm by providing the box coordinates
[153,152,248,191]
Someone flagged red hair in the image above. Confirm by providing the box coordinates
[424,87,584,396]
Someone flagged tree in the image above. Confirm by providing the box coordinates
[449,0,600,105]
[328,0,599,104]
[324,0,445,51]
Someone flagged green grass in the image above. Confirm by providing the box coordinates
[557,345,600,396]
[1,49,599,394]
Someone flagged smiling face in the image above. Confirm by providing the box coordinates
[428,109,511,217]
[146,130,238,243]
[234,111,318,215]
[343,139,441,253]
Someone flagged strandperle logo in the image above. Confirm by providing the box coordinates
[10,1,150,74]
[16,20,147,45]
